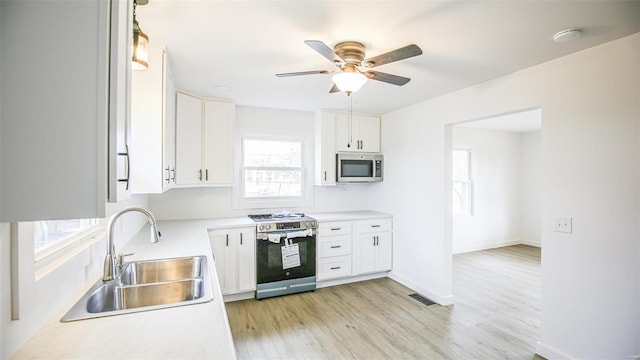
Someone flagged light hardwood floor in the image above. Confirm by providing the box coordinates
[226,244,542,359]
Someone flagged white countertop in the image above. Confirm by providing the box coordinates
[10,217,254,360]
[307,210,393,222]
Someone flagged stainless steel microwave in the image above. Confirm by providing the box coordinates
[337,153,383,183]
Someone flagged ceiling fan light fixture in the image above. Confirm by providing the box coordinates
[332,71,367,93]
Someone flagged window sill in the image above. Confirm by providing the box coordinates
[34,226,105,281]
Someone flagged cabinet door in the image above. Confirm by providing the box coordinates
[210,230,237,295]
[374,232,393,272]
[107,0,133,203]
[354,233,377,274]
[163,52,176,188]
[355,115,381,153]
[0,0,130,221]
[237,229,256,292]
[130,42,164,194]
[175,92,203,185]
[335,113,354,152]
[203,99,235,185]
[314,111,336,186]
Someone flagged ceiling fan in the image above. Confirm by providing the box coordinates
[276,40,423,94]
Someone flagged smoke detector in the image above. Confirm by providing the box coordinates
[553,29,582,43]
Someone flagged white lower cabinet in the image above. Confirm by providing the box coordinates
[209,227,256,295]
[316,221,353,281]
[316,216,393,282]
[353,219,393,275]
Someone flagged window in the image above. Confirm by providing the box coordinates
[34,219,99,253]
[32,218,102,276]
[242,138,303,198]
[452,149,473,214]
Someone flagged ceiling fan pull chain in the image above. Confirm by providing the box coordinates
[348,93,353,147]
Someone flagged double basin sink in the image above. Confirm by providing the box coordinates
[62,256,213,322]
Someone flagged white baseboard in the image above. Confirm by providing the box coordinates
[535,341,573,359]
[453,240,521,254]
[223,291,256,302]
[317,272,387,288]
[521,240,541,248]
[388,272,454,306]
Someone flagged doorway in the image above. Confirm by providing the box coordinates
[445,108,543,352]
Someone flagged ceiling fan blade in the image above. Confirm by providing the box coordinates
[305,40,344,65]
[276,70,331,77]
[364,44,422,68]
[329,84,340,93]
[365,70,411,86]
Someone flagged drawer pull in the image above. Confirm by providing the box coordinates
[330,245,341,249]
[330,228,341,231]
[330,266,341,270]
[371,225,381,228]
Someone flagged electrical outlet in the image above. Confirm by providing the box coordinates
[553,217,572,234]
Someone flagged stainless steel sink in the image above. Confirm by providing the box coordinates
[121,256,203,285]
[61,256,213,322]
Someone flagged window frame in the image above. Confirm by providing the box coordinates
[234,134,313,209]
[241,138,304,199]
[28,219,104,280]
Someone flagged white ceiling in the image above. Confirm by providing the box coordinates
[137,1,640,115]
[457,108,542,133]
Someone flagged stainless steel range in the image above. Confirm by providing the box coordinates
[249,212,317,299]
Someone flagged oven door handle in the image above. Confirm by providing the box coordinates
[256,229,316,241]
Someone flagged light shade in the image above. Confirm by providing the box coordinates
[132,19,149,71]
[332,71,367,93]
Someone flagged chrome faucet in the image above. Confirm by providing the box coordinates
[103,206,161,282]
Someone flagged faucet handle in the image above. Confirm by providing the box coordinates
[118,252,135,267]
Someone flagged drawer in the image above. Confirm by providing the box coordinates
[317,256,352,281]
[318,221,352,236]
[356,218,392,233]
[318,235,352,258]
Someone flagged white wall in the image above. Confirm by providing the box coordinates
[380,33,639,358]
[149,105,377,220]
[0,195,150,357]
[452,127,523,253]
[521,131,542,247]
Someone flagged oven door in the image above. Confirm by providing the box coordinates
[256,230,316,284]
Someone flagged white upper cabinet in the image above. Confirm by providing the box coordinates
[0,0,132,221]
[175,92,204,185]
[203,100,234,185]
[314,111,337,186]
[131,43,176,194]
[336,113,381,153]
[175,91,235,187]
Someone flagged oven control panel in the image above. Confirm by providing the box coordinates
[257,220,317,232]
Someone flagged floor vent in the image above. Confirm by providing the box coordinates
[409,293,436,306]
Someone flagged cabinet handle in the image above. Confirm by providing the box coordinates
[330,245,341,249]
[330,228,341,231]
[165,167,171,184]
[324,171,327,181]
[206,169,209,181]
[226,234,229,247]
[117,144,130,190]
[170,168,175,182]
[199,169,202,181]
[371,225,381,228]
[373,237,376,246]
[358,140,361,149]
[330,266,341,270]
[240,233,243,245]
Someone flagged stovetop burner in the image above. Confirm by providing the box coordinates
[248,211,307,221]
[248,212,317,232]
